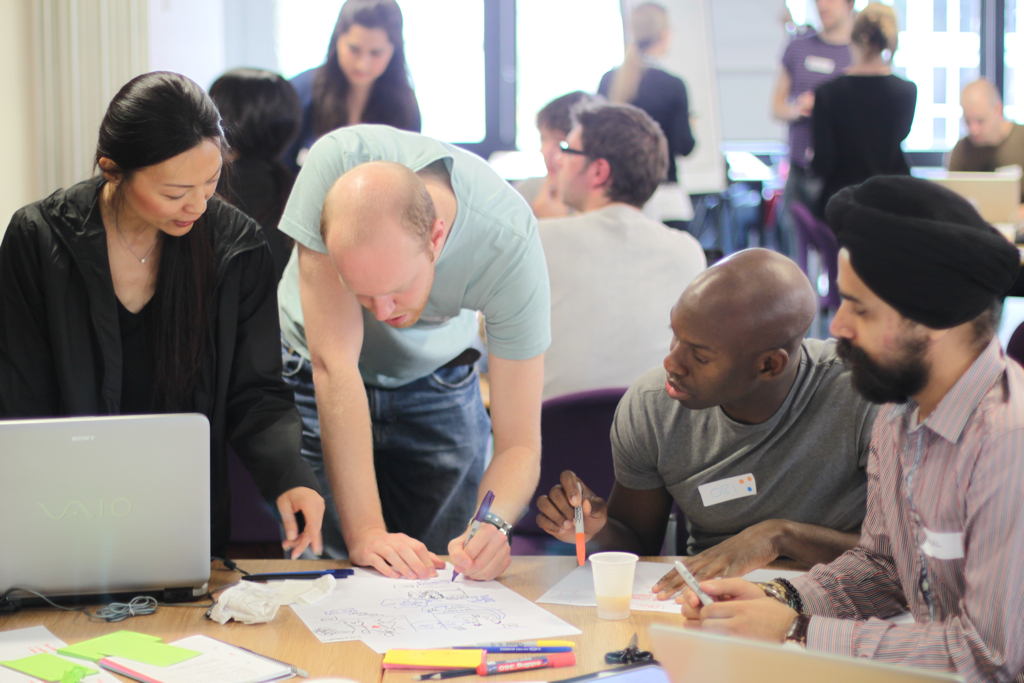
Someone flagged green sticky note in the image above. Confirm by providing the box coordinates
[103,641,200,667]
[60,664,92,683]
[1,653,97,682]
[58,631,161,662]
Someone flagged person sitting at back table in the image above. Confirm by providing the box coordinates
[811,3,916,218]
[210,68,303,283]
[517,90,595,219]
[0,72,324,558]
[536,249,877,595]
[540,102,704,400]
[282,0,420,172]
[949,78,1024,217]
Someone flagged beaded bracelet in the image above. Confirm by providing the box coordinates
[776,577,805,615]
[757,579,805,615]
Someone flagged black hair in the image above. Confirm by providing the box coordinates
[312,0,420,136]
[209,68,300,236]
[536,91,596,135]
[209,68,302,161]
[95,71,220,412]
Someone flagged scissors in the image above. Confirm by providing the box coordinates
[605,632,654,664]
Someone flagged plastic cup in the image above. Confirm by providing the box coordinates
[590,552,638,620]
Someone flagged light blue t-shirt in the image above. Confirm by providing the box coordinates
[277,125,551,388]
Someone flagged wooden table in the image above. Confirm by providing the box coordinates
[0,557,802,682]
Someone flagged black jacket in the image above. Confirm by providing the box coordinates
[599,66,697,184]
[0,178,320,554]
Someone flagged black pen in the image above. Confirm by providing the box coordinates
[242,569,354,581]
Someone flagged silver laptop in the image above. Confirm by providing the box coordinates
[0,414,211,603]
[651,623,962,683]
[928,169,1021,225]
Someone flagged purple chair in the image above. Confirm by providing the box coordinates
[789,201,840,311]
[1008,321,1024,365]
[510,387,628,555]
[227,447,282,548]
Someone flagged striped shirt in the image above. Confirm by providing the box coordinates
[781,35,851,168]
[792,337,1024,682]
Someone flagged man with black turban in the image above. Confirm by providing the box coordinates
[676,176,1024,682]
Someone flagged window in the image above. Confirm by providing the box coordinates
[514,0,623,153]
[274,0,486,144]
[1007,0,1022,121]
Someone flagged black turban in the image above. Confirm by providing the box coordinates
[825,175,1021,329]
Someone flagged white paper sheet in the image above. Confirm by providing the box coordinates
[0,625,120,683]
[536,562,807,613]
[289,564,581,653]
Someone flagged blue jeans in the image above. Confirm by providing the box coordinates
[282,342,490,558]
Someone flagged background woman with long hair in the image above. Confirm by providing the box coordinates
[0,71,325,557]
[283,0,421,171]
[599,2,696,224]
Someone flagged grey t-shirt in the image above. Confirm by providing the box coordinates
[611,338,876,554]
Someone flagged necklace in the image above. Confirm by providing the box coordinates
[115,219,158,264]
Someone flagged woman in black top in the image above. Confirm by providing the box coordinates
[598,2,696,223]
[0,72,324,556]
[812,3,917,217]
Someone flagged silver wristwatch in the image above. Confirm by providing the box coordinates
[482,512,513,542]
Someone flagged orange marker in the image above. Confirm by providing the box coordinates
[574,482,586,565]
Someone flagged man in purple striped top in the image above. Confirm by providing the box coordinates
[679,176,1023,682]
[773,0,853,257]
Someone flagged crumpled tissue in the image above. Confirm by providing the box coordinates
[209,574,336,624]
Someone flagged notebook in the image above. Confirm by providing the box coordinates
[99,635,297,683]
[0,414,211,604]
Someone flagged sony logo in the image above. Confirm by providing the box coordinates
[38,498,133,519]
[71,435,95,442]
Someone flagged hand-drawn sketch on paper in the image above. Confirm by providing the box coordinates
[290,565,579,652]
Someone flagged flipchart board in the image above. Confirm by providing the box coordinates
[620,0,727,194]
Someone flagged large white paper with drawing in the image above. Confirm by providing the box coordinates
[537,561,807,613]
[0,626,119,683]
[290,565,581,653]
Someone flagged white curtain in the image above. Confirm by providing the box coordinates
[34,0,148,195]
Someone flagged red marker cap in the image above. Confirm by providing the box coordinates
[547,652,576,667]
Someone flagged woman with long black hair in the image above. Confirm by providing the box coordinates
[0,71,324,557]
[283,0,421,171]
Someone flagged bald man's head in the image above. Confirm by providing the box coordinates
[961,79,1007,146]
[662,249,817,413]
[320,160,437,254]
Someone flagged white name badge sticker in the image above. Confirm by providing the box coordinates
[804,55,836,74]
[921,529,965,560]
[698,474,757,508]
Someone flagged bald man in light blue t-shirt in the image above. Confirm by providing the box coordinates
[277,125,550,582]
